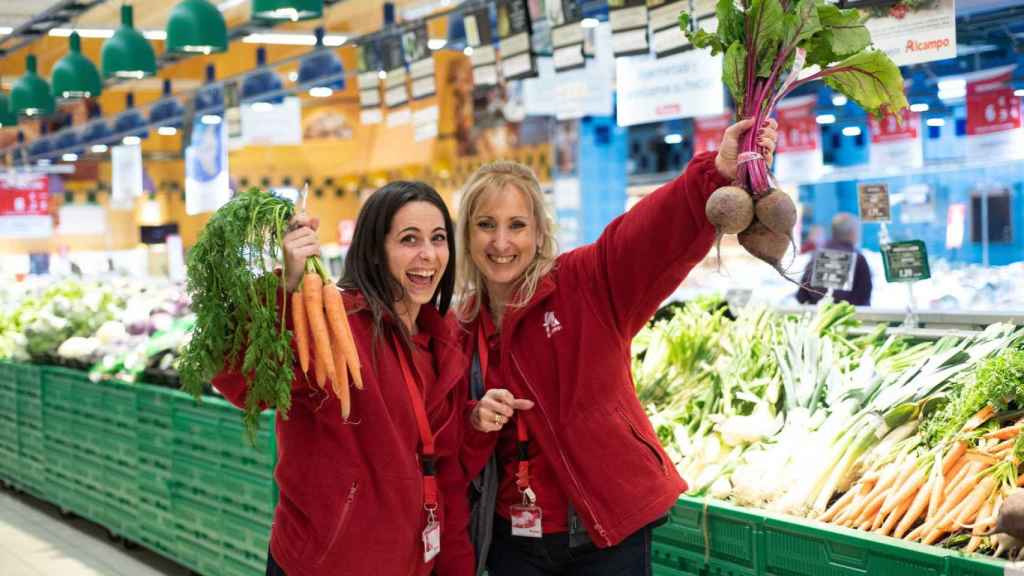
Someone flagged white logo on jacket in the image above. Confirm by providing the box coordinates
[543,311,562,338]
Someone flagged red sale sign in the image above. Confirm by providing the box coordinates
[966,69,1021,136]
[775,97,819,154]
[869,109,920,143]
[0,175,49,216]
[693,113,732,155]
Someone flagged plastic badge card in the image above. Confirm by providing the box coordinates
[511,504,543,538]
[423,521,440,562]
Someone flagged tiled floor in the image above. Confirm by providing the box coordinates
[0,486,190,576]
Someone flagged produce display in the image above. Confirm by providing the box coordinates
[682,0,908,273]
[633,299,1024,559]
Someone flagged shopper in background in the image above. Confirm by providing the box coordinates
[800,224,825,254]
[453,119,778,576]
[796,212,873,306]
[211,182,475,576]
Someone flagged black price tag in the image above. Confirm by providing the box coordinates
[858,183,891,223]
[882,240,930,283]
[811,249,857,291]
[497,0,537,80]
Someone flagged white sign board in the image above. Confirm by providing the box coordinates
[111,144,144,210]
[57,204,107,235]
[240,97,303,146]
[185,118,231,216]
[862,0,957,66]
[615,50,724,127]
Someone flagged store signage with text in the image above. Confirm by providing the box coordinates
[869,108,923,168]
[693,113,732,155]
[862,0,957,66]
[966,67,1024,160]
[0,174,51,238]
[773,96,823,182]
[615,50,723,127]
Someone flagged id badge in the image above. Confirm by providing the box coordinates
[510,504,543,538]
[423,520,441,562]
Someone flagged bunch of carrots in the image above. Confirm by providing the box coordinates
[819,405,1024,555]
[291,255,363,420]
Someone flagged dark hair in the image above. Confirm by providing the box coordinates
[340,181,456,339]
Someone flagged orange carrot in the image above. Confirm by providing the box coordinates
[906,524,924,541]
[953,476,997,528]
[878,492,914,537]
[984,425,1022,440]
[291,290,311,375]
[962,405,996,432]
[964,535,982,554]
[303,273,337,386]
[329,286,363,390]
[313,343,327,389]
[881,462,925,518]
[853,463,901,526]
[820,489,858,523]
[328,322,351,420]
[963,451,999,468]
[921,464,985,544]
[991,439,1016,454]
[943,441,968,475]
[971,499,994,536]
[895,474,933,539]
[1017,473,1024,486]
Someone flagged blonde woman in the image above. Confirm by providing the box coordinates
[456,119,777,575]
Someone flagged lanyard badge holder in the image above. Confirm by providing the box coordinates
[395,334,441,562]
[478,327,543,539]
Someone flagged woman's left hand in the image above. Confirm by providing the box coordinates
[715,118,779,181]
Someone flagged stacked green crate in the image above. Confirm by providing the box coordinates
[14,364,46,497]
[0,362,17,484]
[93,378,140,540]
[136,385,177,559]
[41,367,87,514]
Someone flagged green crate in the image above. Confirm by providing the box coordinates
[176,532,223,576]
[173,493,223,543]
[946,552,1007,576]
[218,466,275,516]
[221,510,272,555]
[761,514,946,576]
[137,426,174,456]
[15,364,41,397]
[138,524,178,559]
[652,541,705,576]
[99,380,136,430]
[0,417,17,448]
[137,386,173,419]
[222,539,266,574]
[657,497,762,576]
[0,388,15,414]
[0,362,15,387]
[137,496,176,533]
[173,403,222,456]
[171,454,222,498]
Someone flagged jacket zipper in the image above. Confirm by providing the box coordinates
[318,481,359,566]
[510,352,611,547]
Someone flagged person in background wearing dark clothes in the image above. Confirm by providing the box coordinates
[796,212,873,306]
[800,224,825,254]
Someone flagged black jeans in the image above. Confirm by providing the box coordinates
[486,516,652,576]
[266,550,286,576]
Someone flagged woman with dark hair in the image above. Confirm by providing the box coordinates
[211,181,475,576]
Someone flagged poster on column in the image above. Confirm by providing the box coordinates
[965,66,1023,160]
[615,50,724,127]
[868,108,922,169]
[185,116,231,216]
[773,96,823,183]
[693,113,733,155]
[857,0,957,66]
[111,144,144,210]
[0,174,51,238]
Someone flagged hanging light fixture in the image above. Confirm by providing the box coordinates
[166,0,228,55]
[241,47,284,105]
[11,55,55,117]
[150,79,185,134]
[0,92,17,127]
[51,32,103,99]
[102,5,157,79]
[251,0,323,22]
[194,64,225,120]
[296,28,344,97]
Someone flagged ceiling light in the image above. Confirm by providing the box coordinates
[37,159,52,166]
[251,101,273,112]
[463,46,474,56]
[909,103,930,113]
[378,70,387,80]
[122,135,142,145]
[1015,89,1024,97]
[323,35,346,47]
[217,0,246,11]
[50,28,114,38]
[201,114,222,125]
[663,133,683,144]
[101,5,157,79]
[581,18,600,28]
[831,94,848,106]
[428,38,447,51]
[926,118,946,127]
[91,144,109,153]
[243,32,314,45]
[51,32,102,99]
[167,0,228,55]
[842,126,862,137]
[251,0,322,21]
[0,27,12,35]
[11,55,55,117]
[62,153,78,162]
[158,126,178,136]
[308,86,333,98]
[815,114,836,125]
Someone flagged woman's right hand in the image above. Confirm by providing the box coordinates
[471,389,535,433]
[283,213,321,293]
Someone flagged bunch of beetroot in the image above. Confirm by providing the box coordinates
[682,0,908,275]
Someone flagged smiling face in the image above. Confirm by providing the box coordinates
[468,184,539,301]
[386,200,450,323]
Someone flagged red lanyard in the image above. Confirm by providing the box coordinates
[393,332,439,516]
[477,324,533,497]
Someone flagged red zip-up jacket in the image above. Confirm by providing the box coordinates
[461,151,729,547]
[212,290,474,576]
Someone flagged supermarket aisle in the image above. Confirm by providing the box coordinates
[0,487,190,576]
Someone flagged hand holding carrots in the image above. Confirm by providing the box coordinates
[283,214,320,293]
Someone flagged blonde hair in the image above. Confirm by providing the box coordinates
[456,161,558,322]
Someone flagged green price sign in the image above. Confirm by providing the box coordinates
[882,240,931,283]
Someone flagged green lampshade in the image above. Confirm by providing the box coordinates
[101,5,157,79]
[167,0,228,55]
[52,33,103,99]
[11,55,55,117]
[0,92,17,127]
[251,0,322,21]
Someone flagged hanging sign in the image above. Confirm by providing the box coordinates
[609,0,648,57]
[498,0,538,80]
[549,1,585,73]
[811,248,857,291]
[0,174,51,238]
[650,0,692,58]
[383,35,410,108]
[773,95,823,182]
[869,108,922,168]
[404,24,435,100]
[615,50,724,126]
[465,7,498,87]
[185,116,231,215]
[860,0,957,66]
[882,240,930,282]
[858,183,891,223]
[945,203,966,250]
[966,66,1023,160]
[357,41,383,124]
[694,112,733,155]
[57,204,107,235]
[111,144,144,210]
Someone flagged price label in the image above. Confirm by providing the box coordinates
[811,249,856,291]
[858,183,891,223]
[882,240,930,283]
